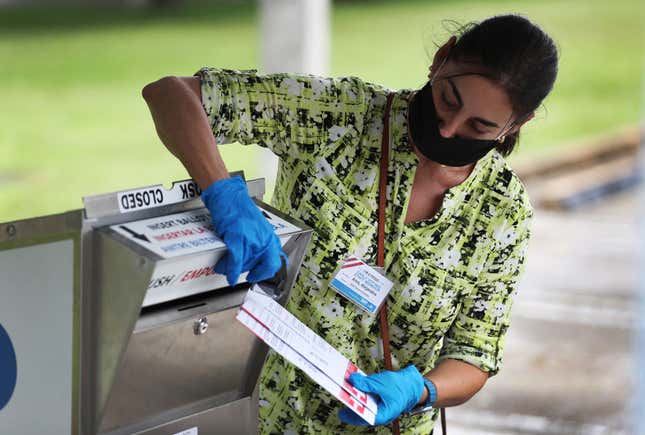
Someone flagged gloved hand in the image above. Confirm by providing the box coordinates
[338,365,426,426]
[201,176,287,286]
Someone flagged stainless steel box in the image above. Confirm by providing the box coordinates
[0,178,312,435]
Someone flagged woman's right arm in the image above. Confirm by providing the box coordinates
[141,76,229,190]
[142,75,286,286]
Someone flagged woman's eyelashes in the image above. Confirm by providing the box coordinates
[471,122,489,135]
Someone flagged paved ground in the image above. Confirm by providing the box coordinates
[445,187,641,434]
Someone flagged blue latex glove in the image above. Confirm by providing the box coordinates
[201,176,287,286]
[338,365,425,426]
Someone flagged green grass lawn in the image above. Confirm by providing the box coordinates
[0,0,643,222]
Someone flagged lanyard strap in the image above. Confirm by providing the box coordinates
[377,92,395,368]
[377,93,393,267]
[378,92,447,435]
[378,92,400,435]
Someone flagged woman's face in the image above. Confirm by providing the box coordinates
[430,60,518,142]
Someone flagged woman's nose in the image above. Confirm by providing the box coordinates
[438,115,460,138]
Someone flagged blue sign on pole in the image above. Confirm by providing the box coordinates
[0,323,17,411]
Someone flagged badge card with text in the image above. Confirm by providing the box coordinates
[330,256,394,315]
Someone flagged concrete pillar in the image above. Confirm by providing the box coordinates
[257,0,330,201]
[259,0,330,75]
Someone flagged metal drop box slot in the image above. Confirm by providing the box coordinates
[0,177,312,435]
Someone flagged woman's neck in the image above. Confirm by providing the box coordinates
[404,152,475,224]
[412,145,476,191]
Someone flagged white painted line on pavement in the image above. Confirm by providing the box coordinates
[447,408,628,435]
[513,295,637,330]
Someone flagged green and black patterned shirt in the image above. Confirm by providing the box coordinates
[196,67,533,434]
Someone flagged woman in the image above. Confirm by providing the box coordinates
[142,14,558,434]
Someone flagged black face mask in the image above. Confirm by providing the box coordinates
[408,80,499,167]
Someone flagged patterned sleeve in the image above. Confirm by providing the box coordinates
[437,191,533,376]
[194,67,374,161]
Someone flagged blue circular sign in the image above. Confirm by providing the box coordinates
[0,323,17,410]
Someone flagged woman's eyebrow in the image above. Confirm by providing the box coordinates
[447,79,463,107]
[448,79,501,128]
[473,117,500,128]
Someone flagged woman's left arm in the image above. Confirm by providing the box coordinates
[421,358,488,407]
[425,188,534,409]
[435,191,533,380]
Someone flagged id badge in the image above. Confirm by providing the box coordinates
[329,256,394,315]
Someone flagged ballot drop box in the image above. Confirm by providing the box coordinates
[0,177,312,435]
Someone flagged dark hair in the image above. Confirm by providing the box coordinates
[446,14,559,156]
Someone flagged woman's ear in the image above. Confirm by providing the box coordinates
[429,36,457,78]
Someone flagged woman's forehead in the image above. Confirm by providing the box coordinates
[436,62,515,125]
[435,61,513,122]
